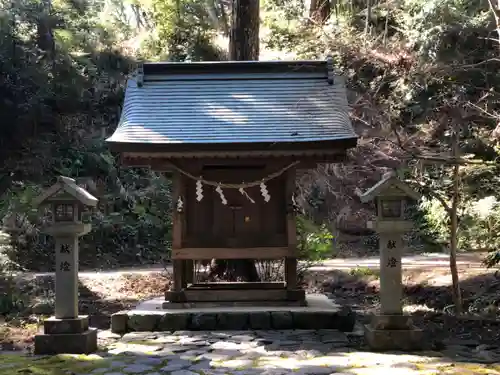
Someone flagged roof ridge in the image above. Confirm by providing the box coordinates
[140,59,331,76]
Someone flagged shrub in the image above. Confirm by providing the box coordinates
[296,215,334,261]
[419,195,500,267]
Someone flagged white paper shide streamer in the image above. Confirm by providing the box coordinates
[196,180,204,201]
[239,187,255,203]
[260,182,271,202]
[215,185,228,205]
[176,196,184,212]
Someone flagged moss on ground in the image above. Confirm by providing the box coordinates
[0,351,499,375]
[0,353,127,375]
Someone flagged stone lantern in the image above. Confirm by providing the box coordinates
[359,171,423,351]
[32,176,98,355]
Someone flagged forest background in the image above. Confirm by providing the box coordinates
[0,0,499,279]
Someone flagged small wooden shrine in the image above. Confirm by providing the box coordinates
[107,59,358,306]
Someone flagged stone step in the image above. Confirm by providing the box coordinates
[111,294,356,334]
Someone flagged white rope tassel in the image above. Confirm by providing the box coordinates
[215,185,228,205]
[195,180,204,202]
[239,187,255,204]
[176,196,184,212]
[260,182,271,202]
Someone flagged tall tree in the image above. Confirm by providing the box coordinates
[207,0,261,282]
[229,0,259,60]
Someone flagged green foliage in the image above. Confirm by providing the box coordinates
[0,0,199,270]
[461,197,500,253]
[296,215,334,261]
[0,232,24,315]
[262,0,305,22]
[149,0,227,61]
[419,195,500,261]
[399,0,491,61]
[0,158,173,270]
[418,198,450,247]
[261,0,500,266]
[1,0,500,274]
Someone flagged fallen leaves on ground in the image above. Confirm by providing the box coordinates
[118,273,171,299]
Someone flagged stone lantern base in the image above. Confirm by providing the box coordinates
[34,315,98,355]
[364,314,424,351]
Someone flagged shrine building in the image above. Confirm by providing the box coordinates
[106,59,358,306]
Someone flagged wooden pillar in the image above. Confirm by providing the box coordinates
[285,168,297,290]
[184,260,194,286]
[172,171,184,293]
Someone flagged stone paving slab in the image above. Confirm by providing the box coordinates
[1,330,500,375]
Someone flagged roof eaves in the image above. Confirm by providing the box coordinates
[105,137,358,152]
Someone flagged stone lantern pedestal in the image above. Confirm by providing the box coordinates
[364,221,423,351]
[32,176,98,355]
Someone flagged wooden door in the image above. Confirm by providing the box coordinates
[212,185,261,247]
[184,164,288,248]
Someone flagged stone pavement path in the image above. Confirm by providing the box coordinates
[1,330,500,375]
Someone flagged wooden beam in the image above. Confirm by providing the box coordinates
[182,234,287,248]
[165,289,306,303]
[120,154,347,170]
[172,171,184,292]
[184,260,194,285]
[186,282,286,290]
[173,260,183,291]
[285,167,298,290]
[171,247,293,260]
[183,289,288,302]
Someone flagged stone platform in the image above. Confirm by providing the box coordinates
[34,316,98,355]
[111,294,356,334]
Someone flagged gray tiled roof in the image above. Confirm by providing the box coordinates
[106,60,356,146]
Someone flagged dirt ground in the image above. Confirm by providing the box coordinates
[1,258,500,352]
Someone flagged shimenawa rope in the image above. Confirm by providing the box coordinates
[169,161,299,189]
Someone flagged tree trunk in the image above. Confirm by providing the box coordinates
[488,0,500,50]
[37,0,55,58]
[309,0,331,24]
[449,124,463,315]
[365,0,372,35]
[229,0,259,60]
[383,4,389,45]
[208,0,261,282]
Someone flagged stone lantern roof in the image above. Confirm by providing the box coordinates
[359,171,422,203]
[33,176,98,207]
